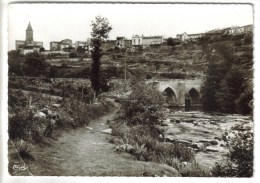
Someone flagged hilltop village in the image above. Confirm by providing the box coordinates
[15,22,253,55]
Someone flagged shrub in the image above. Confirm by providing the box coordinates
[9,109,33,140]
[122,80,164,126]
[180,160,210,177]
[23,52,49,76]
[211,125,253,177]
[9,109,52,142]
[69,52,78,58]
[16,140,35,160]
[61,98,115,128]
[244,33,253,45]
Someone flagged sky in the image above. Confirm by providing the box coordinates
[8,3,254,50]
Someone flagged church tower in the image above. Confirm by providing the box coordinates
[26,22,33,43]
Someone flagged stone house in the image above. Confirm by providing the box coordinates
[50,42,60,51]
[142,36,163,47]
[132,35,143,46]
[176,32,202,42]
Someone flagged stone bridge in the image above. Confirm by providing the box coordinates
[146,79,203,107]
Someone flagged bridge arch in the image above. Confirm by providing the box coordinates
[163,87,178,105]
[188,88,200,105]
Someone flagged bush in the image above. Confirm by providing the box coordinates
[9,109,52,142]
[9,109,33,140]
[244,33,253,45]
[23,52,49,77]
[16,140,35,160]
[179,160,210,177]
[69,52,78,58]
[159,72,187,79]
[211,125,253,177]
[60,98,115,128]
[122,81,164,126]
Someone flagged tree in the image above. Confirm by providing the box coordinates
[167,37,175,46]
[23,52,49,76]
[8,50,24,76]
[40,47,45,52]
[49,65,58,78]
[201,43,253,114]
[90,16,112,98]
[201,53,225,111]
[123,79,164,126]
[215,65,245,113]
[244,33,253,45]
[69,52,78,58]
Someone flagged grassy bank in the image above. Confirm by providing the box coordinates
[109,115,210,177]
[8,89,117,174]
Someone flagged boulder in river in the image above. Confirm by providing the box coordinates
[214,137,221,141]
[210,140,218,145]
[101,128,112,135]
[192,142,204,150]
[161,122,171,126]
[164,135,175,143]
[175,119,181,123]
[210,121,218,125]
[182,119,194,123]
[206,146,227,153]
[199,139,211,144]
[206,146,219,152]
[174,139,192,146]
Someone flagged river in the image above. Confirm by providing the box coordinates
[162,107,253,169]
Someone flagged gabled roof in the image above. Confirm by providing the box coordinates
[26,22,33,31]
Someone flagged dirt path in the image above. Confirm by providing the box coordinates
[20,110,179,176]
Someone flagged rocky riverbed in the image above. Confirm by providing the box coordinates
[162,110,253,169]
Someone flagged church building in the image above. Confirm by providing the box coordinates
[15,22,43,54]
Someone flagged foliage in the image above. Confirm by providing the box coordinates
[244,33,253,45]
[61,97,115,127]
[16,140,35,160]
[69,52,78,58]
[90,16,112,97]
[215,65,245,113]
[159,72,188,79]
[23,52,49,76]
[211,125,253,177]
[8,50,25,76]
[76,46,86,53]
[122,80,164,126]
[167,37,175,46]
[179,160,210,177]
[236,83,253,115]
[8,89,28,108]
[8,108,52,143]
[39,47,45,52]
[49,65,58,77]
[60,83,94,103]
[201,43,253,114]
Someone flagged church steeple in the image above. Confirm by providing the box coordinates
[26,22,33,42]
